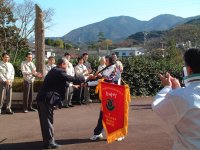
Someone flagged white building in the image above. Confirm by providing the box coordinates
[28,41,55,60]
[111,47,145,57]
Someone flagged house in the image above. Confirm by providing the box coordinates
[28,41,56,60]
[111,47,145,57]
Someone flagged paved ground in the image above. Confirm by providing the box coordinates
[0,97,173,150]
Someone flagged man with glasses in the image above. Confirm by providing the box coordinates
[0,52,15,115]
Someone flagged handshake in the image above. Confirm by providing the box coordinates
[159,73,181,89]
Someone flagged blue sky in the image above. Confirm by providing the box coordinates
[14,0,200,37]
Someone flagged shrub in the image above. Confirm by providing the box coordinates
[13,78,43,92]
[121,56,183,96]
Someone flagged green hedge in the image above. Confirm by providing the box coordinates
[121,56,183,96]
[13,78,43,92]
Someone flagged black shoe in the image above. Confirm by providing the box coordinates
[63,105,69,108]
[29,108,37,112]
[81,101,87,105]
[6,110,14,115]
[69,105,74,107]
[44,143,61,149]
[6,109,14,115]
[77,102,82,105]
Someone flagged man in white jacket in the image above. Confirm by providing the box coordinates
[21,52,42,113]
[0,52,15,115]
[152,48,200,150]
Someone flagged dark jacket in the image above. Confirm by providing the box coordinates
[36,66,85,102]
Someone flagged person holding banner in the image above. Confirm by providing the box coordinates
[88,55,116,141]
[152,48,200,150]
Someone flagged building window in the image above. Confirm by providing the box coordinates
[122,52,126,56]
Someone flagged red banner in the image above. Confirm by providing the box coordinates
[96,80,131,143]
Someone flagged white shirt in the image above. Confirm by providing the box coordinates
[101,65,115,78]
[0,61,15,82]
[21,61,36,83]
[45,64,56,76]
[66,62,75,76]
[97,64,106,72]
[88,64,115,86]
[152,74,200,150]
[74,64,88,76]
[116,60,123,71]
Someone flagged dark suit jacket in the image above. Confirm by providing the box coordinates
[36,66,85,102]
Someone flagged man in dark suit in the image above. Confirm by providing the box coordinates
[36,58,85,149]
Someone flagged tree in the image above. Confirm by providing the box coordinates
[54,39,64,49]
[64,43,72,50]
[0,0,18,51]
[166,39,182,63]
[12,0,54,62]
[45,38,54,46]
[102,39,112,50]
[14,0,54,40]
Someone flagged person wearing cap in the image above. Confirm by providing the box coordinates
[21,52,42,113]
[63,53,75,108]
[152,48,200,150]
[0,52,15,115]
[45,56,56,76]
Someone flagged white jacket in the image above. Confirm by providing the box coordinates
[0,61,15,82]
[21,61,36,83]
[152,74,200,150]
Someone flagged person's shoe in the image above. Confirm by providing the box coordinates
[44,143,61,149]
[6,109,14,115]
[81,101,87,105]
[63,105,69,108]
[29,108,37,112]
[90,133,103,141]
[24,110,28,113]
[116,136,125,141]
[69,104,74,107]
[87,99,92,103]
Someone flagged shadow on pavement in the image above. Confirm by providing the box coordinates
[0,138,106,150]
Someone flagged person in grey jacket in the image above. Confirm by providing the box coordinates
[0,52,15,115]
[21,52,42,113]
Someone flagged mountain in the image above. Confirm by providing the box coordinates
[142,14,184,31]
[62,16,145,43]
[127,17,200,44]
[61,14,200,43]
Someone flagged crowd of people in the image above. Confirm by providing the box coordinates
[0,51,123,115]
[1,47,200,150]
